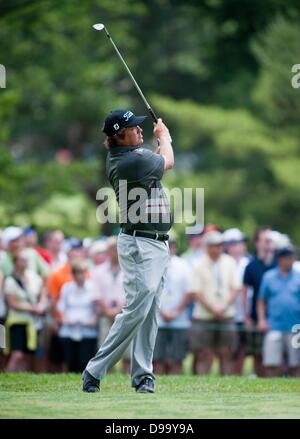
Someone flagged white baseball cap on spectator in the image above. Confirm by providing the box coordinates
[89,240,108,256]
[270,231,291,249]
[83,237,94,249]
[223,228,246,244]
[203,230,224,246]
[2,226,23,249]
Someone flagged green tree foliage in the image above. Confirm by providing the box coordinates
[0,0,134,158]
[252,14,300,129]
[0,146,101,236]
[153,92,300,242]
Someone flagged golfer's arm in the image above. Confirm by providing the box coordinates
[158,135,174,170]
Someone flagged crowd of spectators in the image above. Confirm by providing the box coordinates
[0,224,300,377]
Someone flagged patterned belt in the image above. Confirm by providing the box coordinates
[121,229,169,241]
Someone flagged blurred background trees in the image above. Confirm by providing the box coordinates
[0,0,300,242]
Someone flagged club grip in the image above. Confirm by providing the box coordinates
[149,106,172,145]
[148,107,158,123]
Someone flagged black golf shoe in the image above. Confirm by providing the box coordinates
[82,370,100,393]
[135,377,155,393]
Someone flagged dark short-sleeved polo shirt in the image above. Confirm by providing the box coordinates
[106,146,173,233]
[243,255,275,322]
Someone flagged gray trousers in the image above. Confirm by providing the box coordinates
[86,233,169,387]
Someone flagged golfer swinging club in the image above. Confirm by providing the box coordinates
[82,109,174,393]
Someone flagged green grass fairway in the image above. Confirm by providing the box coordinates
[1,373,300,419]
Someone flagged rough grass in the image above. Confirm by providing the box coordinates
[1,373,300,419]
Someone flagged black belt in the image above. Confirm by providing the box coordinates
[121,229,169,241]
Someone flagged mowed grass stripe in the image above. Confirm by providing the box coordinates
[1,374,300,419]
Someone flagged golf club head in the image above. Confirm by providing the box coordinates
[93,23,105,31]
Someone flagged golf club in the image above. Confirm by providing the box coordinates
[92,23,159,123]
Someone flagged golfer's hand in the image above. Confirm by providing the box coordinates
[153,118,170,140]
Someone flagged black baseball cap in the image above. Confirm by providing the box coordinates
[102,109,147,136]
[276,246,296,258]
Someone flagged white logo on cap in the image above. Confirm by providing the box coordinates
[113,123,120,130]
[123,111,133,122]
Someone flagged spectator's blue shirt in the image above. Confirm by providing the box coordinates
[243,255,275,321]
[258,267,300,332]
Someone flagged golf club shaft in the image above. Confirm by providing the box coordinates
[104,27,158,123]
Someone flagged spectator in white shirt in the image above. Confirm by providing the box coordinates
[223,228,250,375]
[154,240,191,375]
[88,239,109,268]
[0,230,6,329]
[190,231,241,376]
[57,260,98,372]
[91,238,128,371]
